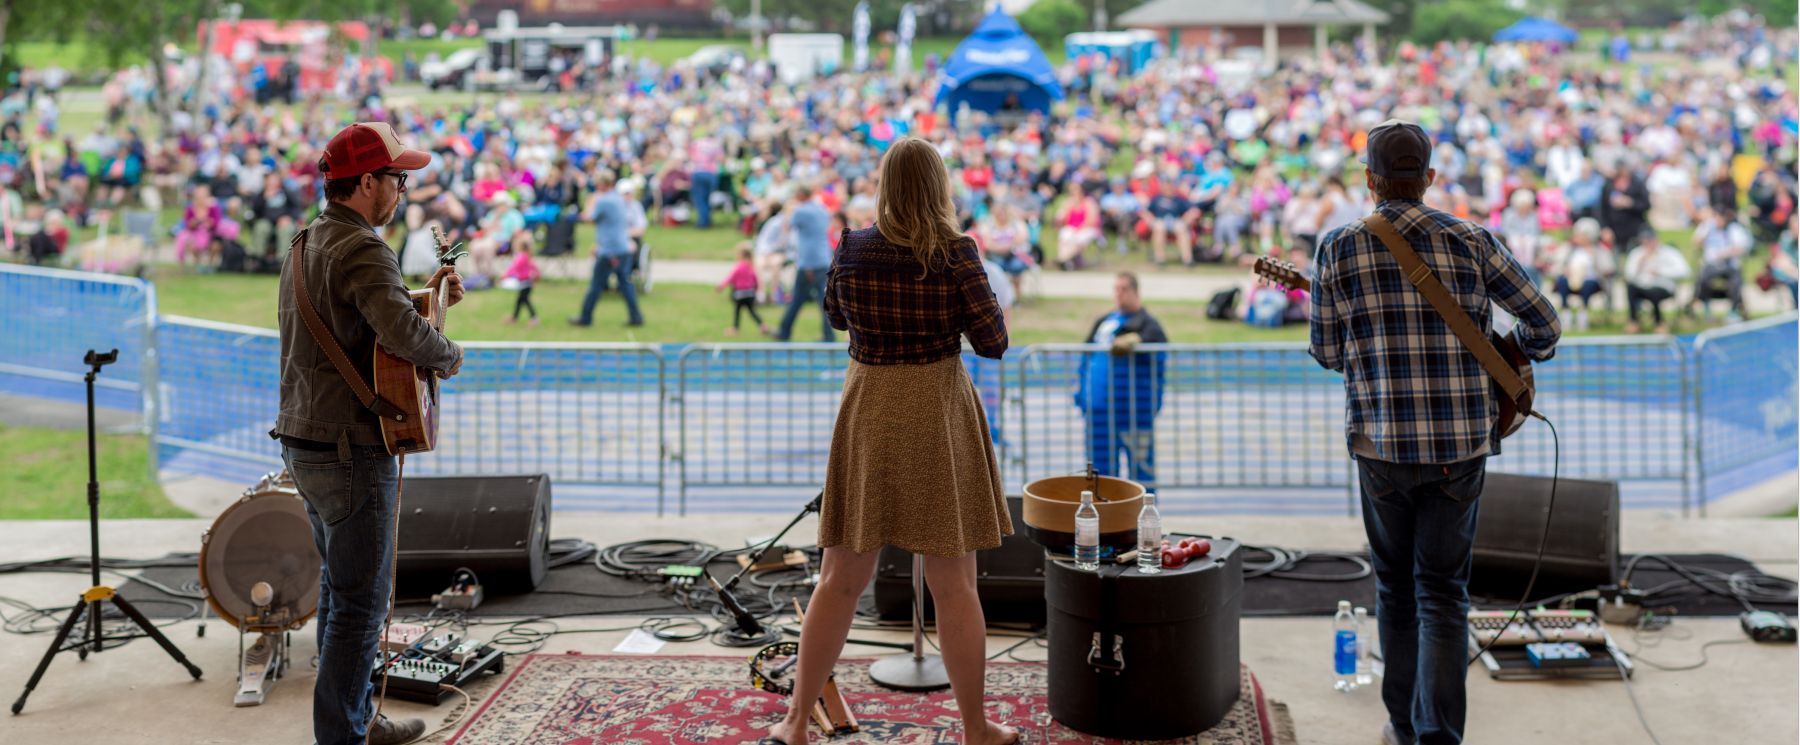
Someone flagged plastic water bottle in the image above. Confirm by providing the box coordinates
[1074,490,1100,570]
[1333,600,1358,691]
[1136,493,1162,574]
[1354,606,1374,687]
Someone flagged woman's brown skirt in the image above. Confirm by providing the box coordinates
[818,356,1013,558]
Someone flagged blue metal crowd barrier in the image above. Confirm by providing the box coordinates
[9,265,1795,515]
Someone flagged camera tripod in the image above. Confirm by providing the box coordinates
[12,350,203,715]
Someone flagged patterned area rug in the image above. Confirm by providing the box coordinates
[449,654,1294,745]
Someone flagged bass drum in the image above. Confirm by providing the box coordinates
[199,470,321,630]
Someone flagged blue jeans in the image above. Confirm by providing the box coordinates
[1356,455,1485,745]
[578,253,643,325]
[1085,414,1156,487]
[776,267,834,342]
[282,444,399,745]
[691,170,719,228]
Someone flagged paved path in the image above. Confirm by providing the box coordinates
[542,254,1799,312]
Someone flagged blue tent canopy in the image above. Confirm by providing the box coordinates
[934,10,1064,123]
[1492,17,1579,44]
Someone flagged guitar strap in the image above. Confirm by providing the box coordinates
[287,226,407,422]
[1362,213,1529,404]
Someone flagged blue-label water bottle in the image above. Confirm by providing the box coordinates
[1334,600,1358,691]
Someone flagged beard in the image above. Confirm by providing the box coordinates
[374,189,401,227]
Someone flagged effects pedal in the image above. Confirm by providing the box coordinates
[737,549,808,573]
[371,636,506,705]
[1525,642,1592,668]
[660,564,706,589]
[433,583,484,611]
[1740,611,1797,643]
[380,623,431,654]
[1469,609,1606,646]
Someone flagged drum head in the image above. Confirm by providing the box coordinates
[199,471,321,630]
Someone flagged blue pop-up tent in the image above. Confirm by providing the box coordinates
[934,9,1064,123]
[1492,17,1579,45]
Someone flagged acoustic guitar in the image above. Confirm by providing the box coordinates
[375,227,466,455]
[1251,255,1536,439]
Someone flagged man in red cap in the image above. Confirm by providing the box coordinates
[271,122,462,745]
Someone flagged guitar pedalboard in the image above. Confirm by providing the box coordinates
[371,631,505,705]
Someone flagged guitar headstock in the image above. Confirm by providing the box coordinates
[431,226,468,268]
[1252,255,1309,292]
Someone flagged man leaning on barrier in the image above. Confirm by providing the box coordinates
[1075,271,1167,488]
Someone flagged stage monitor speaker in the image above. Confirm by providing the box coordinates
[872,495,1046,626]
[396,474,552,595]
[1471,472,1618,600]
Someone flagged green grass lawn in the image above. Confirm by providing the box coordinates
[146,265,1306,346]
[0,424,189,519]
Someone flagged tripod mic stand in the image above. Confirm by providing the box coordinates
[12,350,203,715]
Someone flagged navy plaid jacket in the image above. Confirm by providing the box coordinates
[1309,200,1562,464]
[825,227,1009,365]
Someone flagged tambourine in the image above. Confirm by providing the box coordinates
[748,641,800,696]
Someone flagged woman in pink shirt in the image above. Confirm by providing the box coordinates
[1055,182,1102,269]
[717,243,768,336]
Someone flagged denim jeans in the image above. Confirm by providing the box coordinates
[1086,416,1156,487]
[776,267,834,342]
[282,444,399,745]
[577,253,643,325]
[1356,455,1485,745]
[690,170,719,228]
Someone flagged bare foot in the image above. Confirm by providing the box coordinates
[765,719,807,745]
[968,720,1019,745]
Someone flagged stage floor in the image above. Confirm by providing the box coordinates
[0,512,1793,744]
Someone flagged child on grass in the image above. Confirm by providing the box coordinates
[501,242,541,325]
[717,243,768,336]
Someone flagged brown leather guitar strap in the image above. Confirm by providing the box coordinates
[1362,213,1529,403]
[288,227,407,422]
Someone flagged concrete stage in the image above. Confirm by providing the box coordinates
[0,506,1794,744]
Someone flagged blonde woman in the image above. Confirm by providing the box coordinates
[761,137,1018,745]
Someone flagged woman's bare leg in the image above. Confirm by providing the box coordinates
[768,546,881,744]
[924,552,1017,745]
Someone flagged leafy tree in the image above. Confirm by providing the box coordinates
[1410,0,1524,45]
[1019,0,1089,44]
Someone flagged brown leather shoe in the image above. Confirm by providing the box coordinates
[368,713,426,745]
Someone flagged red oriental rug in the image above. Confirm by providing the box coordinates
[448,653,1294,745]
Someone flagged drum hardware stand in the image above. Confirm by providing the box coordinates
[234,582,299,707]
[12,350,203,715]
[868,553,951,692]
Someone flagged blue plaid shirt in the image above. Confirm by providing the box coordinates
[1309,200,1562,464]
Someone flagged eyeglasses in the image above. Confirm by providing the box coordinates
[374,170,409,191]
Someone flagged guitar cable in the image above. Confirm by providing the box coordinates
[366,447,407,744]
[1468,411,1559,667]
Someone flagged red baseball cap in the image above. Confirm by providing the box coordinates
[320,122,431,180]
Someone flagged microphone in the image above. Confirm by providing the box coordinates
[708,574,764,637]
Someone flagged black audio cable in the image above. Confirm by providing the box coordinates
[1468,412,1560,667]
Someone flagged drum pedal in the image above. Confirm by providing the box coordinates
[234,632,287,707]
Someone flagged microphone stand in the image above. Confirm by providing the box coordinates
[707,492,824,638]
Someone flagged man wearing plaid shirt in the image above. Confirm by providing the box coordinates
[1309,120,1561,745]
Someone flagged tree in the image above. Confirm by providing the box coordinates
[77,0,459,130]
[1410,0,1523,45]
[1019,0,1087,44]
[0,0,86,79]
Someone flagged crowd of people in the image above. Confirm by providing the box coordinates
[1,13,1795,335]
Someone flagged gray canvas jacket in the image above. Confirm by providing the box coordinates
[271,202,460,449]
